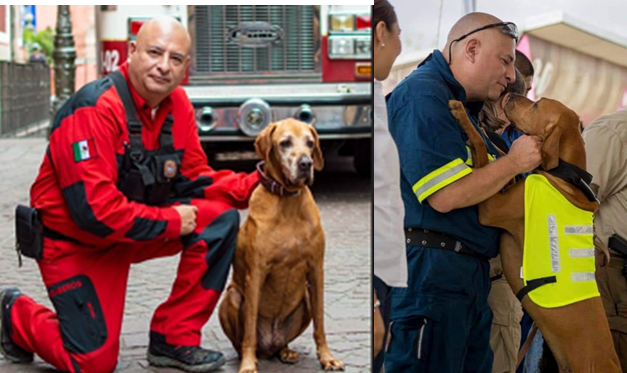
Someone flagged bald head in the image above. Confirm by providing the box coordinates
[445,12,502,48]
[441,12,517,102]
[128,16,192,107]
[136,16,191,56]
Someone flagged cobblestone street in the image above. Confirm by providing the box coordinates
[0,139,371,373]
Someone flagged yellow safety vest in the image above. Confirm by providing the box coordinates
[523,174,599,308]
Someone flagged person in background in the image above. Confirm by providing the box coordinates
[501,50,534,148]
[583,109,627,372]
[373,0,407,372]
[515,50,534,96]
[479,67,526,153]
[28,43,47,65]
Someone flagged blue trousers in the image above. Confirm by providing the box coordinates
[385,245,493,373]
[374,275,391,373]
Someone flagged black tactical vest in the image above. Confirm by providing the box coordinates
[108,71,181,206]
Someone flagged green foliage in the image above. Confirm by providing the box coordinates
[23,26,54,63]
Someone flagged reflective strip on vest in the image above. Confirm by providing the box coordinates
[569,249,595,258]
[564,226,594,235]
[523,174,599,308]
[412,158,472,203]
[464,145,496,167]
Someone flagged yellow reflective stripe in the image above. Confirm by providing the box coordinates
[465,145,495,167]
[412,158,472,203]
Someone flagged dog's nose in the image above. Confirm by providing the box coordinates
[298,156,313,171]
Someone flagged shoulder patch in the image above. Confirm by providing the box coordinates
[72,138,97,162]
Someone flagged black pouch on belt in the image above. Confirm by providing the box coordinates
[15,205,44,265]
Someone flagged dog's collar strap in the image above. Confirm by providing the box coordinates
[546,159,598,203]
[256,161,300,197]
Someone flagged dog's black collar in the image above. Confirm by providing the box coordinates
[256,161,300,197]
[546,159,598,203]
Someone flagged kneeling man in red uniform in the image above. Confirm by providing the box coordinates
[0,16,258,373]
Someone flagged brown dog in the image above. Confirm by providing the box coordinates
[449,95,621,373]
[218,119,345,373]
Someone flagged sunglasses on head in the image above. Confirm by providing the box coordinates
[448,22,519,65]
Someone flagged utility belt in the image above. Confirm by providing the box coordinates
[608,234,627,279]
[404,228,489,262]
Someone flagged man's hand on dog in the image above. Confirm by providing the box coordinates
[173,205,198,236]
[507,135,543,174]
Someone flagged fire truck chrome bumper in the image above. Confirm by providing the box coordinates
[190,82,372,140]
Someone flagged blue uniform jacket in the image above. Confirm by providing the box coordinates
[386,49,501,257]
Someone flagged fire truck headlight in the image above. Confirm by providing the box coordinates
[329,37,355,58]
[330,15,355,32]
[238,98,272,137]
[329,36,370,60]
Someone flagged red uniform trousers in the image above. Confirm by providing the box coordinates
[8,199,238,373]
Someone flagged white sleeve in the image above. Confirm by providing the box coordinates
[373,82,408,288]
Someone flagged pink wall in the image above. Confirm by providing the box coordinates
[36,5,97,93]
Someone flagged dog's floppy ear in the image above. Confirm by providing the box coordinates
[309,126,324,171]
[541,121,562,171]
[254,122,278,161]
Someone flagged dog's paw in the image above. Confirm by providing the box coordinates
[319,356,345,371]
[238,367,258,373]
[238,359,258,373]
[279,346,300,364]
[448,100,467,121]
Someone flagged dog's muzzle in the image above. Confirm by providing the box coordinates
[298,156,313,172]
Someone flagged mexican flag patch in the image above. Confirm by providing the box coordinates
[72,139,96,162]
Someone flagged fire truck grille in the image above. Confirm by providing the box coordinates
[195,5,316,76]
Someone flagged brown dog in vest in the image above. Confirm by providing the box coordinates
[218,119,345,373]
[448,95,620,373]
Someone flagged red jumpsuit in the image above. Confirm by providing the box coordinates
[8,63,258,373]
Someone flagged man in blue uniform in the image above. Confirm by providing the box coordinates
[385,12,543,372]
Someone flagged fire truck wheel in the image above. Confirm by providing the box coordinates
[354,139,371,178]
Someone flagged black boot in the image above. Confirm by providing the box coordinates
[0,287,34,363]
[147,331,225,373]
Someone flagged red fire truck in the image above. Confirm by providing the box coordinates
[96,5,372,175]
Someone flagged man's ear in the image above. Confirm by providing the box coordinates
[541,120,562,171]
[466,39,479,62]
[254,122,278,161]
[128,41,137,62]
